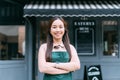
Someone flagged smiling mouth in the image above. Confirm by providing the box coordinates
[55,33,62,35]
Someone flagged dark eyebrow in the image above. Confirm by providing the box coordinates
[52,25,56,26]
[52,24,64,27]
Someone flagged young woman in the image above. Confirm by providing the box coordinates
[38,17,80,80]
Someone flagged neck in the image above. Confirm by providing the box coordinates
[53,39,63,45]
[53,39,64,49]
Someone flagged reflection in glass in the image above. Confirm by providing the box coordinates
[103,21,118,56]
[39,21,48,44]
[0,26,25,60]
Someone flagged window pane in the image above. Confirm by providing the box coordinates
[102,21,118,56]
[0,26,25,60]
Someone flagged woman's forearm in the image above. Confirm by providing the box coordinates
[39,62,70,74]
[40,65,69,74]
[55,62,80,71]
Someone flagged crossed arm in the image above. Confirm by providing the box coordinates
[38,44,80,75]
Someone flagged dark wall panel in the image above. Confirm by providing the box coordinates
[0,2,24,25]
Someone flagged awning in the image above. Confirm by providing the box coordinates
[24,1,120,17]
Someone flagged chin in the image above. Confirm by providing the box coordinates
[55,37,62,40]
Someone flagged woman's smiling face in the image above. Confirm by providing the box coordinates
[50,19,65,40]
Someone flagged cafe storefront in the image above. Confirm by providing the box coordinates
[24,0,120,80]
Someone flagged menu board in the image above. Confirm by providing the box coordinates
[84,65,103,80]
[74,21,95,55]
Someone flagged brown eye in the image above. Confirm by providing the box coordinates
[59,25,64,28]
[51,26,56,29]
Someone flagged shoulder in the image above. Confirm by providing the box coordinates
[69,44,78,55]
[39,43,47,50]
[40,43,47,47]
[69,44,76,51]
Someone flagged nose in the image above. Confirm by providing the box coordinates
[56,27,60,31]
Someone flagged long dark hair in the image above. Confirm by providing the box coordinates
[45,17,71,62]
